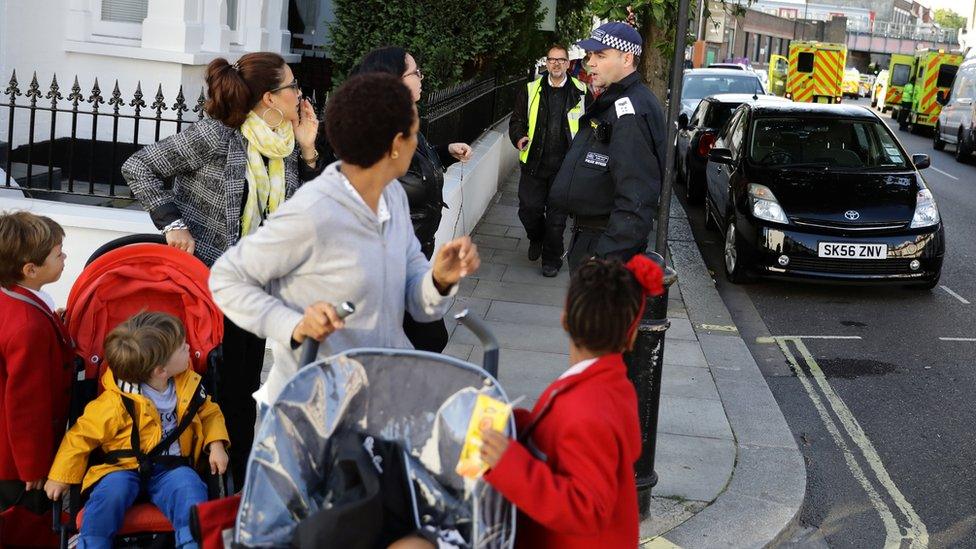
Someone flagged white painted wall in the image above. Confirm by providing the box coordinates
[0,116,518,309]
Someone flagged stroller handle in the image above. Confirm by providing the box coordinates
[454,309,499,378]
[298,302,356,367]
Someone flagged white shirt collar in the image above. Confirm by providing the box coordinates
[558,357,599,380]
[340,174,391,224]
[548,75,568,88]
[17,285,56,312]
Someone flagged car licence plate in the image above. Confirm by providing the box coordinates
[818,242,888,259]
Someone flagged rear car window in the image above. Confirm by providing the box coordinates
[937,64,958,89]
[705,103,738,129]
[891,64,911,86]
[750,117,911,170]
[682,75,765,101]
[797,52,814,73]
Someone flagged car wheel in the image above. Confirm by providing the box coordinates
[956,128,972,163]
[704,196,718,231]
[933,123,945,151]
[723,219,753,283]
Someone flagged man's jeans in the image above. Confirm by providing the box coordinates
[78,465,207,549]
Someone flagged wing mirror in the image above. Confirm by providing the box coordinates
[678,113,689,130]
[912,153,930,169]
[708,147,734,164]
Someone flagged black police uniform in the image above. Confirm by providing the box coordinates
[549,71,666,269]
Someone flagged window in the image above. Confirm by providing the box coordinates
[705,102,738,130]
[728,110,747,157]
[951,68,975,101]
[93,0,148,41]
[682,74,765,101]
[749,117,910,169]
[797,52,815,73]
[937,64,958,89]
[690,102,708,127]
[891,64,912,86]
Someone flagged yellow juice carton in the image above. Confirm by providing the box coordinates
[456,394,512,479]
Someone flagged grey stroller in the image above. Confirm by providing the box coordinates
[234,310,516,548]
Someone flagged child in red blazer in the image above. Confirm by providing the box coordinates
[481,255,664,549]
[0,212,74,547]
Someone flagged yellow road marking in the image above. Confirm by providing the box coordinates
[771,337,929,547]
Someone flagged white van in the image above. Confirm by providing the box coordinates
[934,58,976,163]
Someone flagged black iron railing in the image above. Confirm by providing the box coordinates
[1,69,525,207]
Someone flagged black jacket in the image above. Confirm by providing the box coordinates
[549,71,667,260]
[399,132,457,258]
[509,73,589,176]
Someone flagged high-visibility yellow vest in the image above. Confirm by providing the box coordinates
[520,76,587,164]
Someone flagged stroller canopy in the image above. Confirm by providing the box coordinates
[66,241,223,379]
[237,349,516,548]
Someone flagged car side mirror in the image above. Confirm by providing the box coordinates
[912,153,930,169]
[709,147,734,164]
[678,113,689,130]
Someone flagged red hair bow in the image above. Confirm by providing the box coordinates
[625,254,665,297]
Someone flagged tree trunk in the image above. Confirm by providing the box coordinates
[639,18,673,105]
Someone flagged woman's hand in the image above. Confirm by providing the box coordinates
[295,98,319,161]
[432,236,480,292]
[25,479,44,491]
[44,479,69,501]
[208,441,229,475]
[165,228,195,255]
[291,301,347,344]
[448,142,473,163]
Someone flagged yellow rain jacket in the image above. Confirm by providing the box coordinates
[48,368,228,492]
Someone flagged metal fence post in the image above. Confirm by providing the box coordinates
[624,251,678,518]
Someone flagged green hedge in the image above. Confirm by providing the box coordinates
[329,0,592,91]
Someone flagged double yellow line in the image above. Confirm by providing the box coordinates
[764,336,929,548]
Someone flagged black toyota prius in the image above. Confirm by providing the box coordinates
[703,100,944,287]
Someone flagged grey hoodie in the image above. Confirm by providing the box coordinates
[209,161,456,402]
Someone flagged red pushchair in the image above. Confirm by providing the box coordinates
[51,234,229,548]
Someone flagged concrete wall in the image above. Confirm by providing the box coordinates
[0,117,518,308]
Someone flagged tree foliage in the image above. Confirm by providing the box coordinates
[328,0,592,91]
[933,8,967,31]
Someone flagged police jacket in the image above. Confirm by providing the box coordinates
[549,71,667,260]
[399,132,457,258]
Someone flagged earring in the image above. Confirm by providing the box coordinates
[391,151,400,159]
[262,107,285,128]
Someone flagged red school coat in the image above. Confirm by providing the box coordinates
[0,285,74,482]
[484,353,641,549]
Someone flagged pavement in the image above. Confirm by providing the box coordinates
[444,166,806,548]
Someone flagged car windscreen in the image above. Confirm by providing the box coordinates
[891,64,911,86]
[705,103,738,129]
[750,117,911,170]
[682,75,764,101]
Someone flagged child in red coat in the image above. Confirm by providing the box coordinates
[0,211,73,547]
[481,255,663,549]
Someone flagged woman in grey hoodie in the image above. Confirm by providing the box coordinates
[209,73,480,404]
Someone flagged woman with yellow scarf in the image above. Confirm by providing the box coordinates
[123,52,322,484]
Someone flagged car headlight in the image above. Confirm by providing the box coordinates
[748,183,789,224]
[910,188,940,228]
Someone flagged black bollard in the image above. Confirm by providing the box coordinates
[624,251,678,519]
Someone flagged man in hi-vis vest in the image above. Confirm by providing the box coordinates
[510,45,590,277]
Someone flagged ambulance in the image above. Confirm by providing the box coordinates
[883,53,916,114]
[842,68,861,98]
[900,49,963,132]
[768,54,788,96]
[785,41,847,103]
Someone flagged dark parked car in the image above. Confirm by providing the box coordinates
[703,100,944,287]
[676,94,789,203]
[680,68,767,120]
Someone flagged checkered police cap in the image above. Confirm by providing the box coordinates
[577,22,643,56]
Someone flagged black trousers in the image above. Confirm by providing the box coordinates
[898,101,913,128]
[403,312,449,353]
[215,317,266,486]
[567,225,647,271]
[517,169,567,267]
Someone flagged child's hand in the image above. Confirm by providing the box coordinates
[44,479,69,501]
[208,441,229,475]
[479,427,510,468]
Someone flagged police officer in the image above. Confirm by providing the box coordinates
[510,44,589,277]
[549,22,667,270]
